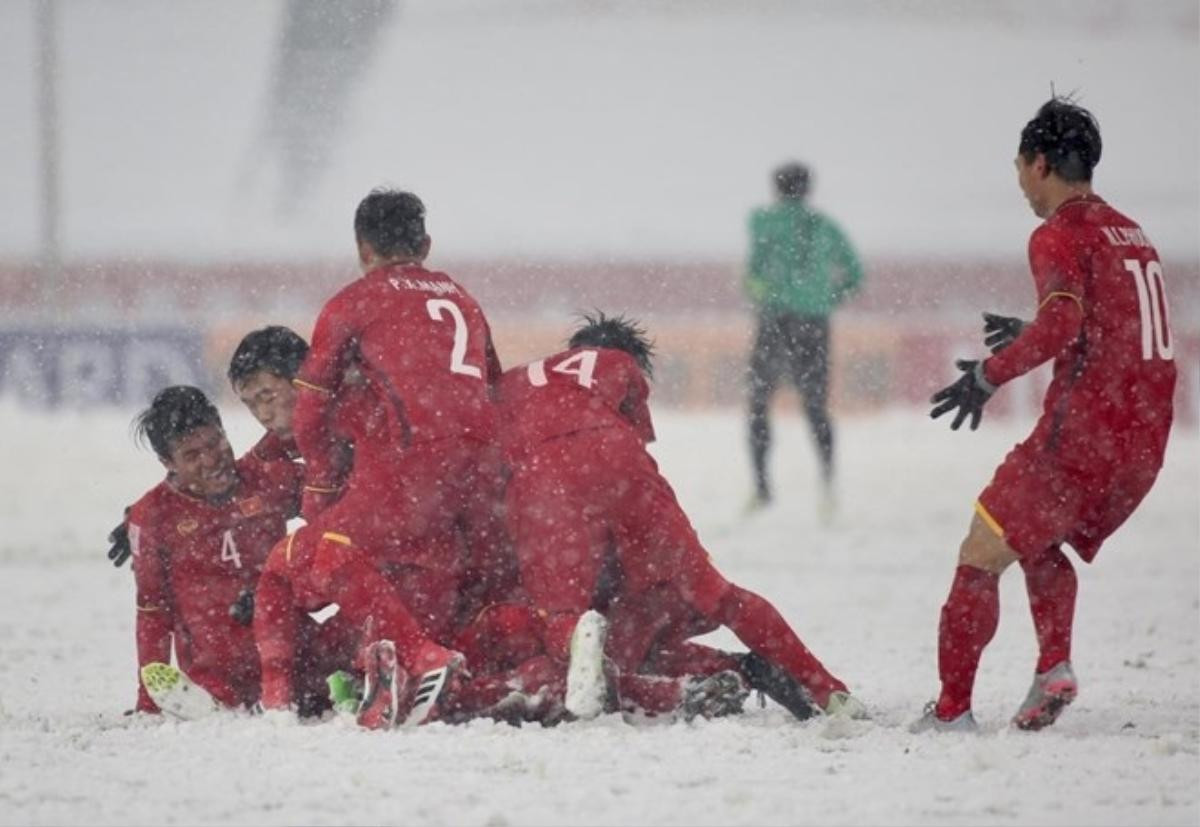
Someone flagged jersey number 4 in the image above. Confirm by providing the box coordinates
[1123,259,1173,361]
[219,530,242,570]
[426,299,483,378]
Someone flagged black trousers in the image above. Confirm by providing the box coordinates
[747,312,834,499]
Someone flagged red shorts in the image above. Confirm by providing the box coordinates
[978,434,1166,562]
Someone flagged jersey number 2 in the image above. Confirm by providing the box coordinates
[1122,259,1173,361]
[426,299,483,378]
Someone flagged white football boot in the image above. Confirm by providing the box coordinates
[909,700,979,734]
[140,663,222,720]
[1012,661,1078,731]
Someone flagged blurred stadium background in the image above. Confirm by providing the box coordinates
[1,0,1196,421]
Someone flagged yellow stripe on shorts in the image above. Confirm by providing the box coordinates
[974,500,1005,538]
[322,532,352,546]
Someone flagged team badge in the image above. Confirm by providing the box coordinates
[238,496,264,518]
[176,518,199,536]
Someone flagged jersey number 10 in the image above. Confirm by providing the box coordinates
[1122,259,1173,361]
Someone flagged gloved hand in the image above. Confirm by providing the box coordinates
[229,589,255,626]
[982,312,1026,354]
[107,509,132,567]
[930,359,997,431]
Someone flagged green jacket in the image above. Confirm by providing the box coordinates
[745,199,864,317]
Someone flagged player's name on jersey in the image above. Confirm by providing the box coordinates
[386,276,461,296]
[1100,226,1152,248]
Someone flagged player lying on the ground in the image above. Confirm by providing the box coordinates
[914,97,1176,733]
[497,312,868,720]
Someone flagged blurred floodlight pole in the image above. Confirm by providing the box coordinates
[35,0,62,309]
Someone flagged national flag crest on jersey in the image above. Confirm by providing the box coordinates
[238,496,264,517]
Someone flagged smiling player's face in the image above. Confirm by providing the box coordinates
[163,425,237,501]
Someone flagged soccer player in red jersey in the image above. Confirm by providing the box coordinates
[107,326,311,568]
[498,313,866,720]
[128,386,302,714]
[259,188,505,727]
[916,98,1177,733]
[228,326,308,466]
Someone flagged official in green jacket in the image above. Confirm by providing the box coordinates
[745,161,864,518]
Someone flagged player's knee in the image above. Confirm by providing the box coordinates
[958,514,1019,574]
[679,559,731,618]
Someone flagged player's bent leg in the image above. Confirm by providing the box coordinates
[310,532,465,726]
[1019,544,1078,675]
[923,511,1015,727]
[254,547,304,711]
[680,555,859,715]
[453,602,546,676]
[1010,545,1080,731]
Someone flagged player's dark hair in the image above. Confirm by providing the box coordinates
[568,311,655,377]
[228,326,309,387]
[773,161,811,199]
[1019,97,1102,183]
[134,385,223,461]
[354,188,427,258]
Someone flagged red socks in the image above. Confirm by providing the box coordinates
[1020,546,1077,674]
[936,564,1000,720]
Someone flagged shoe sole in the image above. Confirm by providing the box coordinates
[565,610,610,720]
[1013,681,1077,731]
[141,663,221,720]
[357,642,400,730]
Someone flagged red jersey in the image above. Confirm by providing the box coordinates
[293,263,500,488]
[983,195,1176,464]
[129,454,301,712]
[245,430,300,465]
[497,347,655,464]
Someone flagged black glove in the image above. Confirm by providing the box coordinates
[229,589,255,626]
[930,359,997,431]
[982,312,1026,354]
[107,510,132,567]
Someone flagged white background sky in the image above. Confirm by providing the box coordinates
[0,0,1196,264]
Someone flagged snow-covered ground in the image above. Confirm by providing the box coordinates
[0,403,1196,826]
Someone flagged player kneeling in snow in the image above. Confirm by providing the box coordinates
[126,386,304,717]
[497,313,867,721]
